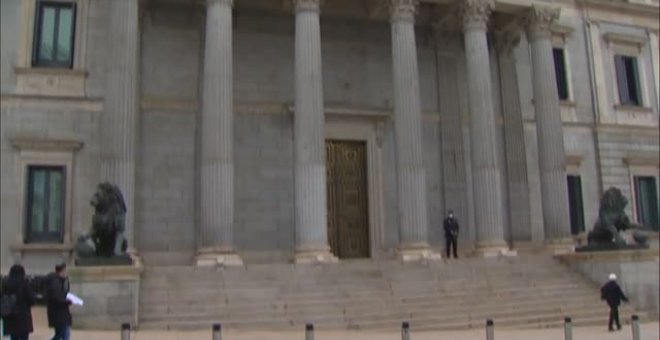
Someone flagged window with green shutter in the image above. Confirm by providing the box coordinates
[567,175,585,235]
[553,48,569,101]
[614,55,642,106]
[25,166,66,243]
[634,176,659,231]
[32,1,76,68]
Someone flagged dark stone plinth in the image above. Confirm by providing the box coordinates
[575,243,649,253]
[75,255,133,266]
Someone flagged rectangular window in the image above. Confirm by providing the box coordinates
[553,48,569,101]
[634,176,659,231]
[32,1,76,68]
[567,175,585,235]
[25,166,65,243]
[614,55,642,106]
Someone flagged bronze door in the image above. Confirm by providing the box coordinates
[326,140,370,259]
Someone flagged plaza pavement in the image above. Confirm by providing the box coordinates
[23,307,659,340]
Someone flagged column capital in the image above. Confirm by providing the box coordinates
[293,0,322,13]
[494,27,522,57]
[523,5,560,41]
[458,0,494,32]
[389,0,418,23]
[206,0,233,7]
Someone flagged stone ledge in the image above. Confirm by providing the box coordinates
[15,67,88,98]
[10,242,74,253]
[69,264,143,282]
[10,137,83,152]
[555,248,659,262]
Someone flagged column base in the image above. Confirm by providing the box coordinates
[195,247,244,267]
[544,237,575,254]
[398,243,442,262]
[294,245,338,264]
[474,241,517,258]
[511,241,543,254]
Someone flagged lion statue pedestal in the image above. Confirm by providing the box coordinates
[575,187,650,252]
[74,182,133,266]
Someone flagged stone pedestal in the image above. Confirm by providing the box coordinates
[197,0,242,266]
[292,0,337,264]
[68,264,142,329]
[556,249,659,318]
[459,0,507,253]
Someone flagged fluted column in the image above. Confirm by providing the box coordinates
[196,0,242,266]
[523,5,572,244]
[101,0,139,254]
[459,0,507,254]
[389,0,437,261]
[293,0,336,263]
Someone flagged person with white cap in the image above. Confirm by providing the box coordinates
[600,273,629,331]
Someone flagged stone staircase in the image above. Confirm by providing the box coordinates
[138,255,643,331]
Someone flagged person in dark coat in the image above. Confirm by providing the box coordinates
[1,264,35,340]
[46,263,72,340]
[601,273,629,331]
[443,210,459,259]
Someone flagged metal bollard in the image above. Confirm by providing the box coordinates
[305,323,314,340]
[631,315,640,340]
[121,323,130,340]
[212,323,222,340]
[401,321,410,340]
[563,317,573,340]
[486,319,494,340]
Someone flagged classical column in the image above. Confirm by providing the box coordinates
[389,0,437,261]
[101,0,140,257]
[459,0,508,255]
[196,0,242,266]
[494,28,534,248]
[293,0,336,263]
[523,6,572,245]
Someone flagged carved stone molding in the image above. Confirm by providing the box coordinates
[293,0,321,12]
[207,0,233,7]
[494,28,522,57]
[389,0,418,22]
[458,0,494,32]
[523,5,561,41]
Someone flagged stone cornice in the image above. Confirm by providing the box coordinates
[389,0,418,23]
[459,0,495,32]
[292,0,321,13]
[523,5,561,41]
[10,137,84,152]
[206,0,233,7]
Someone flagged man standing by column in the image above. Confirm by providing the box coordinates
[444,210,459,259]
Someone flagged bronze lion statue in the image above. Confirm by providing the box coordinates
[587,187,642,246]
[75,182,128,258]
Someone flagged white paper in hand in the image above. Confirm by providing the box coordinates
[66,292,84,306]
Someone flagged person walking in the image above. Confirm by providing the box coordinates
[1,264,36,340]
[443,210,459,259]
[46,263,72,340]
[601,273,628,331]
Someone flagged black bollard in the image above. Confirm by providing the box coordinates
[486,319,494,340]
[563,317,573,340]
[121,323,130,340]
[305,323,314,340]
[212,323,222,340]
[631,315,640,340]
[401,321,410,340]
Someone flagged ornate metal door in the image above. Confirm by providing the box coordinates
[326,140,370,258]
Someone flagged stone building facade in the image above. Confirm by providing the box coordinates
[1,0,658,270]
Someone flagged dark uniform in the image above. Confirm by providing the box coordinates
[601,279,628,331]
[1,265,35,340]
[443,215,459,258]
[46,272,72,340]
